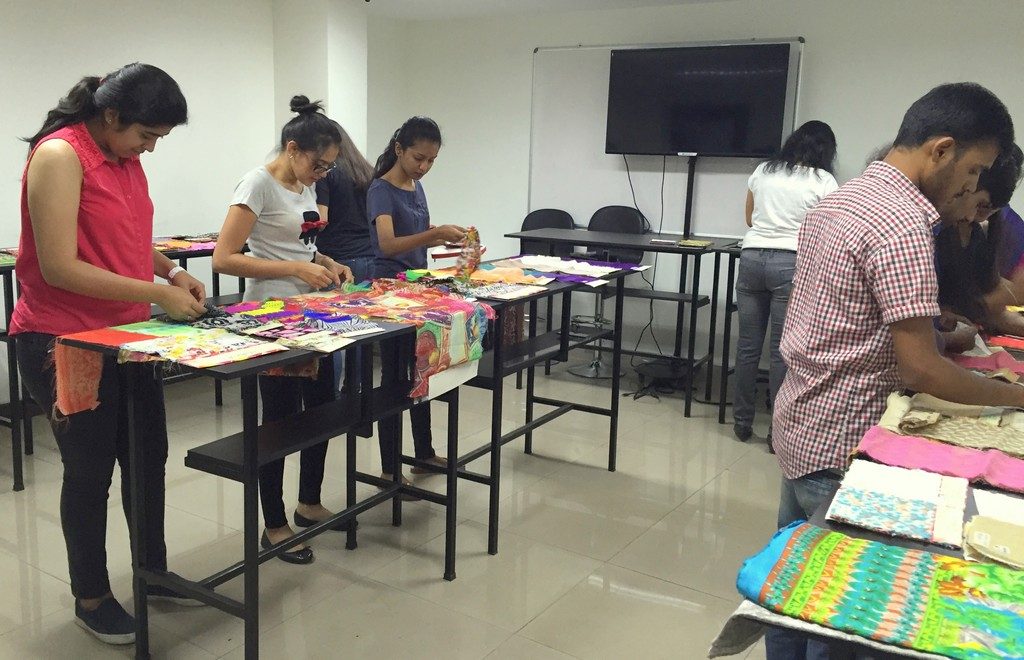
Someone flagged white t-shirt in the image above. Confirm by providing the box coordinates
[231,166,319,301]
[743,162,839,251]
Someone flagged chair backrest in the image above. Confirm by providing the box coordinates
[586,205,646,264]
[520,208,575,257]
[587,205,646,235]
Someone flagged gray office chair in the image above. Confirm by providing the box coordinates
[569,206,646,379]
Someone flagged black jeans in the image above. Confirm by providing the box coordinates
[257,357,336,529]
[377,336,435,471]
[17,332,168,600]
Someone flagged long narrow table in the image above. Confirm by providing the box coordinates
[1,241,246,491]
[458,270,629,554]
[504,229,734,416]
[64,320,467,660]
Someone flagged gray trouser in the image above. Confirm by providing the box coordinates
[733,248,796,429]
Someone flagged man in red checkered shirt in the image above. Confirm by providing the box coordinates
[768,82,1018,660]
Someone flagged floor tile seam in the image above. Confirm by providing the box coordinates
[510,561,599,639]
[162,502,243,533]
[602,555,743,603]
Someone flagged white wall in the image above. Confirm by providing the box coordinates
[367,0,1024,358]
[1,0,278,261]
[328,2,370,154]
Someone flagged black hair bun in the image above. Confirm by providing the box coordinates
[290,95,324,115]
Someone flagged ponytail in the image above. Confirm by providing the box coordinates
[373,116,442,178]
[23,63,188,153]
[24,77,101,151]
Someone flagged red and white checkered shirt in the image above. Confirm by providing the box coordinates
[773,161,941,479]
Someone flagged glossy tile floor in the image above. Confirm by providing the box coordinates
[0,359,778,659]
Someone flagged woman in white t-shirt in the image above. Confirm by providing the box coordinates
[734,120,838,449]
[213,96,352,565]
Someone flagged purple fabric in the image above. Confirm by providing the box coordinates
[856,425,1024,494]
[532,271,599,284]
[511,255,638,270]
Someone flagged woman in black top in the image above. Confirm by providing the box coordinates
[315,121,376,281]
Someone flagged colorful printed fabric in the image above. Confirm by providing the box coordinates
[828,487,935,540]
[825,460,967,547]
[737,522,1024,660]
[53,328,162,415]
[455,227,482,281]
[880,392,1024,459]
[986,334,1024,351]
[855,426,1024,494]
[951,349,1024,376]
[118,329,287,367]
[228,281,493,398]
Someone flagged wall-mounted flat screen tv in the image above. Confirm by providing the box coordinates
[605,41,801,157]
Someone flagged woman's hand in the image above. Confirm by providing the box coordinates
[293,261,339,289]
[430,224,467,245]
[329,262,353,284]
[156,285,208,321]
[170,270,207,304]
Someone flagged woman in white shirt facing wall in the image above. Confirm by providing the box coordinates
[734,121,838,449]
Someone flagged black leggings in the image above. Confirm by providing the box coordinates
[257,357,336,529]
[17,332,168,600]
[377,336,435,470]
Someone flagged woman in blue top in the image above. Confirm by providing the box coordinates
[368,116,465,484]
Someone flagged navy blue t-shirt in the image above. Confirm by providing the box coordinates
[367,178,430,277]
[314,168,372,260]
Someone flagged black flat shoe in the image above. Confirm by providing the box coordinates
[293,511,358,532]
[261,530,315,565]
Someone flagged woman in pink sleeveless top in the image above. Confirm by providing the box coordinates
[14,63,206,645]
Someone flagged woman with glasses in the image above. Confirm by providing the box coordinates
[213,95,352,565]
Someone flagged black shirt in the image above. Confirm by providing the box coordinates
[314,168,372,260]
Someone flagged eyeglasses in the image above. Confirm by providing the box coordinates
[303,151,335,175]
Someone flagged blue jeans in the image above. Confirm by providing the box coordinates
[733,249,796,430]
[766,470,844,660]
[325,255,375,392]
[339,255,375,284]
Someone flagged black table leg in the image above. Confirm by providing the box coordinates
[719,254,738,424]
[127,363,150,658]
[706,251,721,401]
[240,375,260,659]
[685,254,702,417]
[674,255,688,358]
[525,300,537,455]
[487,307,505,555]
[444,389,459,580]
[5,271,24,492]
[609,276,624,471]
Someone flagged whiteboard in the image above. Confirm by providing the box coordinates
[528,44,789,238]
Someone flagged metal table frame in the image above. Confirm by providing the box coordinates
[63,322,463,659]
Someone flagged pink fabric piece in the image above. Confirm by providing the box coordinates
[951,350,1024,375]
[856,425,1024,494]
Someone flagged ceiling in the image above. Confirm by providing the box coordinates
[362,0,713,21]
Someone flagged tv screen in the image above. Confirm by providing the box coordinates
[605,43,799,157]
